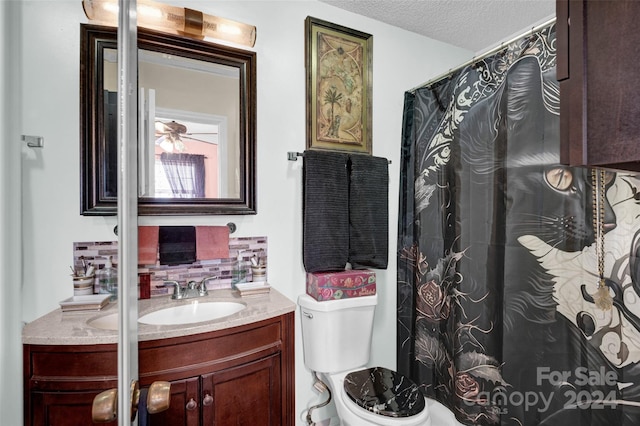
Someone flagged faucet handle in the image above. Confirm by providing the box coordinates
[161,280,182,299]
[198,276,218,296]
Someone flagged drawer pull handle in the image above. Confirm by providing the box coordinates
[203,393,214,406]
[186,398,198,411]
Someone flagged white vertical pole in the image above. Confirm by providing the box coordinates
[138,88,147,197]
[147,89,156,197]
[0,1,23,425]
[117,0,139,424]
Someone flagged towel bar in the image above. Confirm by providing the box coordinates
[287,151,391,164]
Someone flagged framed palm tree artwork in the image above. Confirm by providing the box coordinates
[305,16,372,154]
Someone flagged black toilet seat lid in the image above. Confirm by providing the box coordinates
[343,366,425,418]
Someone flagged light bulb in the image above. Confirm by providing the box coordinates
[82,0,256,47]
[159,138,173,153]
[202,15,256,47]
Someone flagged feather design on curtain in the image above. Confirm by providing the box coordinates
[398,24,640,425]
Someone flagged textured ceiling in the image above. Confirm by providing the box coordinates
[318,0,556,52]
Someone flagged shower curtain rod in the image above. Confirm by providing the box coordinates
[408,16,556,93]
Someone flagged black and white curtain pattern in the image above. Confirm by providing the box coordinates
[397,24,640,425]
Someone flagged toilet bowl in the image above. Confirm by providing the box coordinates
[298,294,431,425]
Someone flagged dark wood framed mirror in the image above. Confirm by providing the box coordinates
[80,24,256,215]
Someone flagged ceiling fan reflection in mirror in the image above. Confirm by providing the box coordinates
[154,120,218,153]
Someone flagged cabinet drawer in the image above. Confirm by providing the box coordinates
[26,344,117,390]
[140,320,282,380]
[30,391,117,426]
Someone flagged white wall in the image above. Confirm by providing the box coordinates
[13,0,471,424]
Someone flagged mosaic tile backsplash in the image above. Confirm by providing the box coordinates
[73,236,267,297]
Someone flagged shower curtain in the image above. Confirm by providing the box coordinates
[397,24,640,425]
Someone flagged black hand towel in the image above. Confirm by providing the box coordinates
[303,150,350,272]
[159,226,196,266]
[138,387,149,426]
[348,154,389,269]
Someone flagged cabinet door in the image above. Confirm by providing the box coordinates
[30,391,116,426]
[558,0,640,170]
[148,377,199,426]
[202,354,282,425]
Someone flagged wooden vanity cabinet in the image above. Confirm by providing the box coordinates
[23,313,294,425]
[557,0,640,171]
[23,344,118,425]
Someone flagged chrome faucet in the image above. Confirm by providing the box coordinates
[163,276,217,300]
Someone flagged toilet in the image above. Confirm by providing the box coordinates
[298,293,432,426]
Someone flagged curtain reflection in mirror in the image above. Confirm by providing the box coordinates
[159,153,205,198]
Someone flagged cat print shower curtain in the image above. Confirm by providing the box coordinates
[397,24,640,425]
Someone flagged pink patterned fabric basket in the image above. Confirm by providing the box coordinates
[306,270,376,301]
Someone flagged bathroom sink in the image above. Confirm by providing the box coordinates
[87,301,246,330]
[87,313,119,330]
[138,302,246,326]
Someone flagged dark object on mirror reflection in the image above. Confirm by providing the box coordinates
[139,273,151,300]
[159,226,196,265]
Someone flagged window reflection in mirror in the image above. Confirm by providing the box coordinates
[80,24,256,215]
[152,117,221,199]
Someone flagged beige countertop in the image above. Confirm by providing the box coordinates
[22,288,296,346]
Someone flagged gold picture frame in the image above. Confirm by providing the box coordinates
[305,16,373,154]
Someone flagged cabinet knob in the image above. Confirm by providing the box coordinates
[147,381,171,414]
[202,393,214,406]
[91,381,141,423]
[92,389,117,423]
[186,398,198,411]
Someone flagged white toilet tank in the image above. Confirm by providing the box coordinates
[298,293,377,374]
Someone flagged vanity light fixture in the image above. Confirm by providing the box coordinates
[82,0,256,47]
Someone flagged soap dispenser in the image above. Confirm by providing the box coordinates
[98,256,118,301]
[231,250,248,286]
